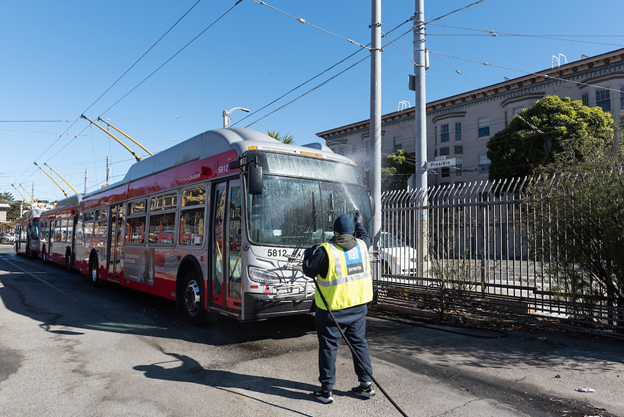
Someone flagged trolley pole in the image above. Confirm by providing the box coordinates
[84,169,88,194]
[370,0,382,259]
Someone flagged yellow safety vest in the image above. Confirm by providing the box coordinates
[315,239,373,311]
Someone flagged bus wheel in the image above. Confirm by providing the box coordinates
[89,256,102,287]
[182,270,205,325]
[42,247,48,264]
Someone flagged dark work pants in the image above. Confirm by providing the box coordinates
[315,304,373,392]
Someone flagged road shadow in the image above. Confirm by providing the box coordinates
[0,251,317,347]
[134,351,319,416]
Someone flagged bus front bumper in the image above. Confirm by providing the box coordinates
[244,293,314,320]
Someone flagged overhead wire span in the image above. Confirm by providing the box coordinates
[14,1,205,187]
[428,49,491,97]
[238,1,490,127]
[241,0,485,128]
[253,0,371,50]
[82,0,204,117]
[234,16,416,127]
[432,52,624,96]
[428,23,624,47]
[98,1,244,118]
[244,54,372,128]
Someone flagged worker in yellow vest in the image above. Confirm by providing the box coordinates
[303,213,374,404]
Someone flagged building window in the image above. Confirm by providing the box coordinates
[455,122,462,141]
[582,93,589,106]
[478,118,490,138]
[441,167,450,178]
[440,124,449,142]
[455,157,463,177]
[365,141,370,157]
[596,88,611,113]
[620,85,624,109]
[393,137,402,152]
[513,107,525,116]
[479,155,490,175]
[338,148,344,156]
[454,145,463,155]
[440,147,450,156]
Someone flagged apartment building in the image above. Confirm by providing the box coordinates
[316,48,624,186]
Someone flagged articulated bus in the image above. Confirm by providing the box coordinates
[15,208,42,257]
[34,128,372,324]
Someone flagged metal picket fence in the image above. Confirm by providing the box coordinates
[376,177,624,339]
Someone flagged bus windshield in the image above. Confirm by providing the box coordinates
[31,223,40,239]
[246,167,371,247]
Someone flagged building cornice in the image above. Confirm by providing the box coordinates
[317,48,624,140]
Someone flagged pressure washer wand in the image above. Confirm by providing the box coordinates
[312,277,409,417]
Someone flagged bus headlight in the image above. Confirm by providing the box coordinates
[248,267,281,284]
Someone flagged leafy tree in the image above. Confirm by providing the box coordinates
[382,149,415,190]
[487,96,614,181]
[0,192,14,203]
[7,202,22,221]
[266,130,294,144]
[526,135,624,329]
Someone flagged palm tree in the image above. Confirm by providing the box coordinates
[266,130,294,145]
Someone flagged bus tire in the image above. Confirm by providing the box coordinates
[89,255,102,287]
[182,270,205,325]
[42,246,48,264]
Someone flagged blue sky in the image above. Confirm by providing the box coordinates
[2,0,623,202]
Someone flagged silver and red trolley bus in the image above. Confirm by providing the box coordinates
[39,193,82,268]
[36,128,371,323]
[15,208,42,257]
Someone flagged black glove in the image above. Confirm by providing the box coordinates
[354,211,363,224]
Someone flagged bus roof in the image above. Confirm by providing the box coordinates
[16,208,42,221]
[83,128,351,200]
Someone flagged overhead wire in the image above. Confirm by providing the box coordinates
[252,0,371,50]
[97,0,244,118]
[232,16,416,127]
[428,23,624,48]
[12,0,205,188]
[237,0,490,128]
[431,52,624,96]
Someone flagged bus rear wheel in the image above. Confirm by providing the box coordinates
[182,270,205,325]
[89,256,102,287]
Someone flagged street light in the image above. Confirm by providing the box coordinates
[222,107,250,128]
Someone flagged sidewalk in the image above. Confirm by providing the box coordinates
[364,310,624,417]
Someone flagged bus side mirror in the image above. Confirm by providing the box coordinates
[248,164,263,195]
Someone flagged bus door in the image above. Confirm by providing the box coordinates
[211,180,243,312]
[106,204,124,281]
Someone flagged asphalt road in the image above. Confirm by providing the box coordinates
[0,244,622,417]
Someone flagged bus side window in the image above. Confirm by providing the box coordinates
[127,217,146,244]
[179,208,204,246]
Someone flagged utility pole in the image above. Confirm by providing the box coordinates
[413,0,429,276]
[414,0,427,195]
[84,169,88,194]
[370,0,382,258]
[106,156,110,186]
